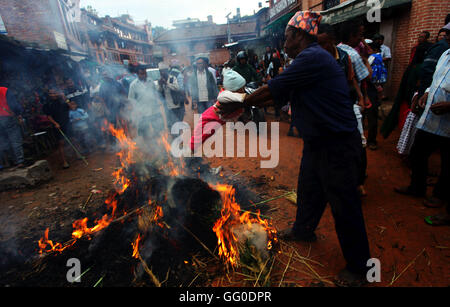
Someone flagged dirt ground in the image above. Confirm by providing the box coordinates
[0,105,449,287]
[207,111,450,287]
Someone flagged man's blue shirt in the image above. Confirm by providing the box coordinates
[268,43,357,141]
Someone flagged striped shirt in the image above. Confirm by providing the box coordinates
[338,43,370,83]
[380,44,391,59]
[416,49,450,138]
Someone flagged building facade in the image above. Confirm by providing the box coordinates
[0,1,154,65]
[154,8,269,66]
[79,9,154,65]
[0,0,86,55]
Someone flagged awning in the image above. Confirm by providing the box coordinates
[223,42,239,48]
[70,55,87,62]
[322,0,412,25]
[223,36,267,48]
[264,12,295,32]
[238,36,267,43]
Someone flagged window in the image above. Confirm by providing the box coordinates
[324,0,340,10]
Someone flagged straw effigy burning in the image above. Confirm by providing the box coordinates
[34,121,278,286]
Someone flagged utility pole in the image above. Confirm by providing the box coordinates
[225,12,232,44]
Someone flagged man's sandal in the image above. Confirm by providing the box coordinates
[334,269,368,287]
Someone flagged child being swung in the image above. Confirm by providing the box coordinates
[190,69,247,152]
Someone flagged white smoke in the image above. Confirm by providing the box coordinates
[231,223,269,259]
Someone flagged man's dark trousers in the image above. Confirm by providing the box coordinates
[365,83,380,145]
[293,131,371,274]
[409,129,450,202]
[0,116,24,165]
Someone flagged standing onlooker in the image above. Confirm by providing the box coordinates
[266,53,283,118]
[267,53,282,79]
[395,48,449,218]
[169,60,186,116]
[0,87,25,168]
[436,28,448,43]
[157,63,184,129]
[373,34,391,66]
[233,51,262,84]
[363,43,388,150]
[69,101,90,155]
[99,68,127,128]
[88,94,108,149]
[208,63,218,85]
[381,31,433,139]
[318,22,367,195]
[128,65,163,139]
[189,57,218,114]
[43,87,71,169]
[262,46,273,71]
[417,23,450,97]
[64,77,89,110]
[338,20,373,191]
[170,60,185,93]
[409,31,433,65]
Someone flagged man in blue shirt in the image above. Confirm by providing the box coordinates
[218,11,371,286]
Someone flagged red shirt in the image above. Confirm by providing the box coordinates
[0,87,13,117]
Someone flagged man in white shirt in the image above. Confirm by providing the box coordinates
[189,57,219,114]
[128,66,164,138]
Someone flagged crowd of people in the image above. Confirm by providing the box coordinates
[213,11,449,286]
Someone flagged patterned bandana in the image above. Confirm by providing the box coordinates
[288,11,322,35]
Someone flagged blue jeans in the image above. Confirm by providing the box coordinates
[0,116,24,165]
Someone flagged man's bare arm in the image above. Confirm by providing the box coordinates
[244,85,274,107]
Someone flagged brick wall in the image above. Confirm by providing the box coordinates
[390,0,450,96]
[209,49,231,66]
[390,8,411,97]
[0,0,65,49]
[303,0,328,10]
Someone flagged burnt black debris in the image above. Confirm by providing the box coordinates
[0,160,267,287]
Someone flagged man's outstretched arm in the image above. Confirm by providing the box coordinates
[216,85,274,115]
[244,84,274,107]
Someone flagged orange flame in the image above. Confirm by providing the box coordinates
[39,122,144,255]
[71,214,112,240]
[38,228,75,254]
[38,193,119,254]
[212,184,278,268]
[159,132,184,177]
[132,234,141,259]
[108,123,138,194]
[153,205,165,228]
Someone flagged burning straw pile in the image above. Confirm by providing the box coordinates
[6,123,279,287]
